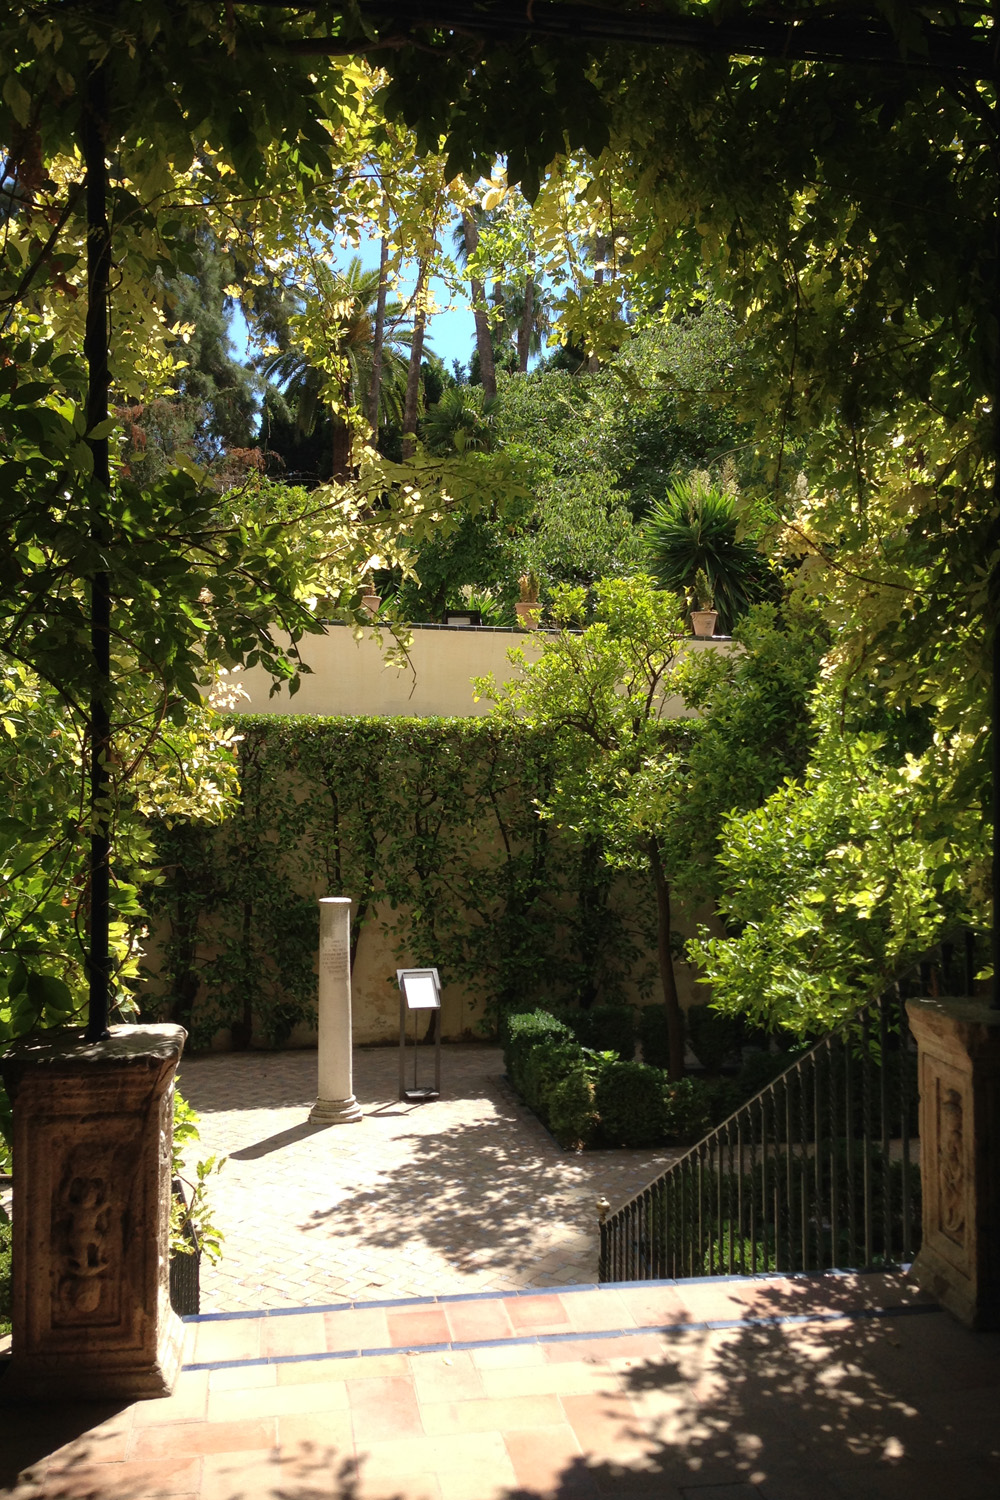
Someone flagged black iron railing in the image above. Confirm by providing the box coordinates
[598,937,978,1283]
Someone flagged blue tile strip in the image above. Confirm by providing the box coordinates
[181,1298,942,1372]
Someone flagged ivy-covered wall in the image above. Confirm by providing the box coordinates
[142,716,679,1049]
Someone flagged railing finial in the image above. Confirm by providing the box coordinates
[596,1196,610,1225]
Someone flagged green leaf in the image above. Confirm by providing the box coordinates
[3,72,32,127]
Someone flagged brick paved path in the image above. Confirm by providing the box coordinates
[177,1044,683,1313]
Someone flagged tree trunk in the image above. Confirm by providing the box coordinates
[517,273,534,374]
[401,259,428,459]
[82,63,113,1041]
[366,232,389,434]
[587,234,609,375]
[330,414,352,480]
[649,838,685,1080]
[463,211,496,400]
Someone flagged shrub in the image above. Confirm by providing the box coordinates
[733,1048,790,1099]
[593,1060,668,1147]
[521,1036,586,1118]
[662,1076,713,1141]
[501,1009,574,1096]
[555,1004,636,1060]
[637,1004,671,1069]
[548,1067,598,1149]
[704,1076,748,1125]
[686,1003,743,1074]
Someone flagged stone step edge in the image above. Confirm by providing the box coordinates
[187,1266,916,1325]
[184,1300,940,1373]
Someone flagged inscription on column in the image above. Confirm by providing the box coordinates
[320,936,349,978]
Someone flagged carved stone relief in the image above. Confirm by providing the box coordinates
[939,1084,966,1245]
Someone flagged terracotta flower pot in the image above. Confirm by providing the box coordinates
[516,601,542,630]
[362,594,381,618]
[690,609,718,639]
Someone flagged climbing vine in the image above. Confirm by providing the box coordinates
[143,716,657,1047]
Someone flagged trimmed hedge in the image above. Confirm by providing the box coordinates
[637,1004,670,1069]
[685,1003,743,1074]
[503,1008,805,1151]
[554,1005,635,1061]
[593,1060,668,1147]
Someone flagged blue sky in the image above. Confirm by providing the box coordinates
[229,234,478,375]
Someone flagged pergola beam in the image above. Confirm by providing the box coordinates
[252,1,1000,78]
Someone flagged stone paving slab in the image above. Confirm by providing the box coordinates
[2,1273,999,1500]
[175,1045,684,1312]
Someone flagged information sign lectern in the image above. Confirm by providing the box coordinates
[397,967,441,1102]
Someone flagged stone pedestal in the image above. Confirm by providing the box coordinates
[906,996,1000,1329]
[0,1024,186,1399]
[310,897,362,1124]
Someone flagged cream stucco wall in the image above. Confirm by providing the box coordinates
[227,623,730,719]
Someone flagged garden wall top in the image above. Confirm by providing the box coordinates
[228,622,734,719]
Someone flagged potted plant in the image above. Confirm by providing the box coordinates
[361,589,381,618]
[689,569,718,639]
[516,572,542,630]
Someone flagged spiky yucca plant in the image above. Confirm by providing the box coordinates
[644,477,770,633]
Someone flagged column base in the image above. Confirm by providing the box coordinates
[1,1311,184,1401]
[309,1094,363,1124]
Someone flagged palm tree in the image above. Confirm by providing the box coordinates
[457,211,497,401]
[260,256,412,478]
[421,385,496,456]
[492,276,549,373]
[644,476,774,633]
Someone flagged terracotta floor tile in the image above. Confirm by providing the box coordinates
[443,1298,515,1344]
[420,1392,564,1436]
[129,1417,276,1459]
[613,1285,690,1329]
[822,1458,1000,1500]
[355,1430,515,1481]
[200,1446,345,1500]
[385,1306,451,1348]
[411,1351,486,1404]
[544,1333,665,1364]
[560,1391,658,1464]
[504,1293,573,1334]
[503,1424,595,1495]
[208,1377,349,1423]
[131,1371,209,1428]
[208,1362,278,1392]
[470,1340,548,1369]
[561,1289,637,1333]
[40,1419,133,1471]
[355,1474,442,1500]
[323,1307,391,1353]
[277,1409,356,1452]
[673,1280,756,1324]
[189,1316,263,1365]
[347,1374,423,1443]
[262,1311,327,1359]
[480,1361,621,1400]
[25,1458,203,1499]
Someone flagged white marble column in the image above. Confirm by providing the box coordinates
[310,897,362,1124]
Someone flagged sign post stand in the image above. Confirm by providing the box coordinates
[397,968,442,1102]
